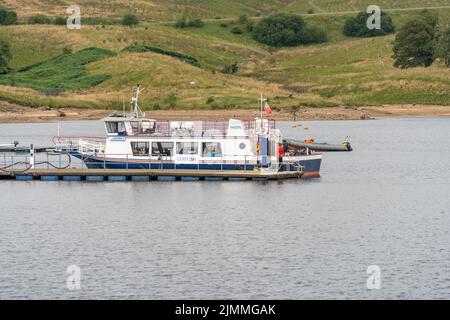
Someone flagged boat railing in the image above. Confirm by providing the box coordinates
[53,136,106,153]
[123,119,277,137]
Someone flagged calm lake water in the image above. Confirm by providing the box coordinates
[0,117,449,299]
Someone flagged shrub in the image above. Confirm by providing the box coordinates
[0,6,17,25]
[238,15,248,24]
[343,11,395,37]
[175,16,204,28]
[221,62,239,74]
[231,26,243,34]
[245,21,254,32]
[307,9,314,14]
[299,25,328,44]
[54,16,66,25]
[188,18,204,28]
[220,22,228,28]
[206,96,215,104]
[122,13,138,27]
[28,14,52,24]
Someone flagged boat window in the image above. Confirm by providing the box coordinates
[106,122,118,134]
[176,142,198,155]
[131,142,149,156]
[106,122,126,135]
[130,121,155,134]
[202,142,222,157]
[152,142,174,156]
[118,122,126,134]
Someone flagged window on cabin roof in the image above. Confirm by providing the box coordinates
[106,122,126,134]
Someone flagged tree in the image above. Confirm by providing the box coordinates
[436,28,450,67]
[393,19,435,68]
[253,13,306,47]
[253,13,327,47]
[0,6,17,25]
[419,9,438,37]
[122,13,138,27]
[0,40,12,74]
[343,11,395,37]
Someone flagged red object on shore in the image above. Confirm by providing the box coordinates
[265,102,272,114]
[278,145,285,158]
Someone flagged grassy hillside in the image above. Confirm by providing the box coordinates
[3,0,450,20]
[0,2,449,111]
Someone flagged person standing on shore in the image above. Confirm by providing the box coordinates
[278,143,285,171]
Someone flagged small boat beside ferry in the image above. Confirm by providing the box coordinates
[54,86,322,178]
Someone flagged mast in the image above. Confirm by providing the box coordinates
[130,84,145,118]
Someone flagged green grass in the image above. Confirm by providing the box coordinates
[0,47,116,91]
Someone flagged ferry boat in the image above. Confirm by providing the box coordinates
[54,87,321,177]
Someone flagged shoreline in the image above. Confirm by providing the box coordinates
[1,104,450,123]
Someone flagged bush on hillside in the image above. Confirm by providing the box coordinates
[231,26,243,34]
[28,14,52,24]
[54,16,66,25]
[343,11,395,37]
[299,25,328,44]
[238,15,248,24]
[253,13,328,47]
[221,62,239,74]
[175,16,204,28]
[122,13,138,27]
[0,6,17,25]
[188,18,204,28]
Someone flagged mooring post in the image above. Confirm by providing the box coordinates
[30,144,35,169]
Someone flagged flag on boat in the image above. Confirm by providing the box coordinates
[264,102,272,114]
